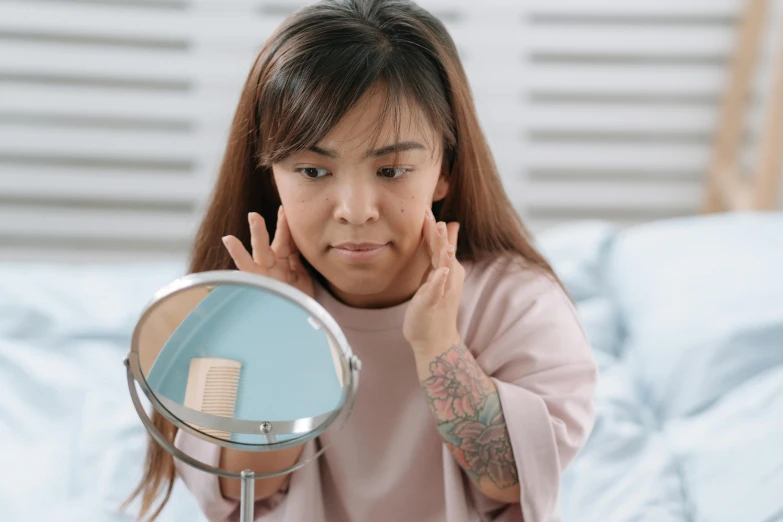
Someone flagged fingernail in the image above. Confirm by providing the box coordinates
[278,205,283,218]
[438,223,447,238]
[442,268,450,278]
[221,236,230,247]
[426,207,434,220]
[447,246,455,258]
[248,212,256,225]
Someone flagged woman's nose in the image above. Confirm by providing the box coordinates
[332,177,380,225]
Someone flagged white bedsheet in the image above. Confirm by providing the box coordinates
[0,262,206,521]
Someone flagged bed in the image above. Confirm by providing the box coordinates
[1,211,781,522]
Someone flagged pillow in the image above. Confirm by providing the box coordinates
[603,211,783,419]
[536,220,622,357]
[535,220,617,302]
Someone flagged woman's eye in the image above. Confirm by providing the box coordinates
[378,167,409,179]
[296,167,329,179]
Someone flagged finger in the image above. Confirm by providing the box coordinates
[222,235,260,273]
[424,267,449,307]
[442,223,460,292]
[426,218,449,269]
[289,252,308,283]
[443,245,457,292]
[283,209,299,256]
[422,207,438,262]
[249,212,276,270]
[271,206,294,259]
[435,221,453,268]
[423,209,449,265]
[438,242,451,269]
[446,222,460,249]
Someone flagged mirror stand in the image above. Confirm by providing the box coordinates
[240,470,255,522]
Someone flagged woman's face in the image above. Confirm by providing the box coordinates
[272,89,449,307]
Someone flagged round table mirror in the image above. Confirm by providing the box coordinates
[124,270,360,522]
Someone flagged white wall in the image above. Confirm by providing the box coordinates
[0,0,781,263]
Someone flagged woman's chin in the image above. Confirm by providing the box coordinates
[322,270,409,307]
[330,273,389,296]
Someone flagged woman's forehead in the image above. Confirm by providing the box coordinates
[315,90,440,158]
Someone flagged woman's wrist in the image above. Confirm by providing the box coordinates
[410,332,462,379]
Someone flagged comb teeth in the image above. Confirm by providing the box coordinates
[183,358,241,441]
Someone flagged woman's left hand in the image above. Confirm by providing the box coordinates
[403,207,465,356]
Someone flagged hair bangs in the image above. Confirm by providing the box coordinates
[254,25,455,168]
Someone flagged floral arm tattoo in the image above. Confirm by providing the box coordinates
[421,341,519,490]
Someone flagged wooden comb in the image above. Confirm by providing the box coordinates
[183,357,241,441]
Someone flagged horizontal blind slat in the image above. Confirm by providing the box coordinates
[0,170,200,203]
[525,142,710,170]
[529,26,735,56]
[0,207,197,241]
[526,104,721,134]
[0,42,254,87]
[522,180,702,209]
[529,63,727,95]
[0,2,279,46]
[528,0,740,17]
[0,125,199,159]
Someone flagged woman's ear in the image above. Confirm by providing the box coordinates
[433,174,449,202]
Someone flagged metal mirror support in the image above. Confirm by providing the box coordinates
[124,270,361,522]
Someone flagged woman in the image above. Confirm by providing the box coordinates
[126,0,598,520]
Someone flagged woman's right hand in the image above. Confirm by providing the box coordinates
[221,206,315,298]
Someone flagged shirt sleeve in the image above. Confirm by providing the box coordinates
[465,261,599,521]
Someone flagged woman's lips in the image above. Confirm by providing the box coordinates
[330,243,389,262]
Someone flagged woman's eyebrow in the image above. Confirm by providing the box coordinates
[307,141,426,160]
[364,141,426,159]
[307,145,339,159]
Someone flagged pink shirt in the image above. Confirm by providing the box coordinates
[174,255,598,521]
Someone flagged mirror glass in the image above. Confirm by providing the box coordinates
[133,282,346,447]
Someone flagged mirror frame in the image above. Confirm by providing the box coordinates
[125,270,361,471]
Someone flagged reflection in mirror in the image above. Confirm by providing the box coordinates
[135,283,345,446]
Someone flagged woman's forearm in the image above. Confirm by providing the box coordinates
[414,341,521,503]
[218,445,304,501]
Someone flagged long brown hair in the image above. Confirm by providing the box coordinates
[124,0,561,519]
